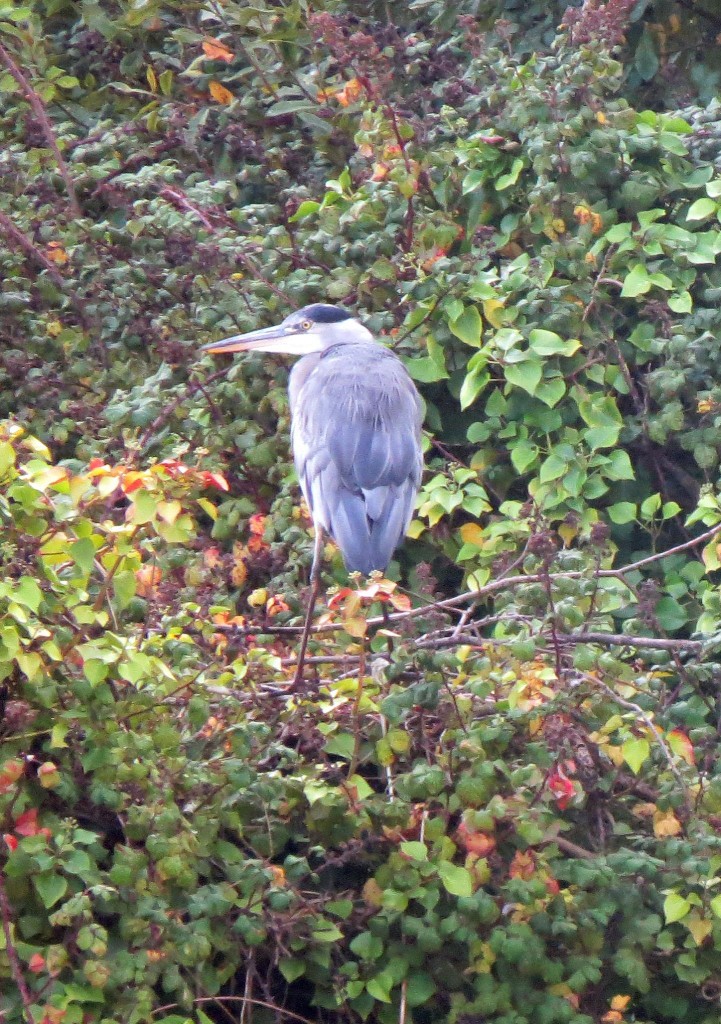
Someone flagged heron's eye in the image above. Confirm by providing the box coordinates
[301,320,312,331]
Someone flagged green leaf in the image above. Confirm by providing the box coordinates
[686,197,717,222]
[621,264,652,298]
[366,973,393,1003]
[655,596,688,631]
[400,841,428,860]
[459,366,489,410]
[668,291,692,313]
[664,893,691,924]
[534,378,566,408]
[608,502,637,524]
[449,305,482,347]
[279,959,305,983]
[14,577,42,612]
[70,537,96,574]
[406,971,437,1006]
[504,360,542,396]
[438,862,473,897]
[510,440,539,474]
[35,873,68,909]
[622,738,650,775]
[528,330,580,357]
[496,157,523,191]
[710,894,721,919]
[635,32,659,82]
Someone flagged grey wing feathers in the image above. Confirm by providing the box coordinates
[290,345,423,574]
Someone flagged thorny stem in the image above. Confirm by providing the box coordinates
[0,211,66,285]
[0,872,36,1024]
[0,42,81,217]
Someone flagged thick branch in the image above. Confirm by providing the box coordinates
[0,42,81,217]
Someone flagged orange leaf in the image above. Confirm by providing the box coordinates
[209,81,234,105]
[136,565,162,597]
[456,822,496,856]
[28,953,46,974]
[45,242,68,265]
[266,595,289,617]
[336,78,363,106]
[610,996,631,1012]
[509,850,536,880]
[249,513,266,534]
[202,37,234,63]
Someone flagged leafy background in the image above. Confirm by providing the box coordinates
[2,0,721,1022]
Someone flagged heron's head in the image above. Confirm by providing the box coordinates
[201,304,373,358]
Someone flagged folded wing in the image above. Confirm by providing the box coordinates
[290,344,423,574]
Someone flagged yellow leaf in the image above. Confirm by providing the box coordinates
[653,808,682,837]
[209,80,234,105]
[482,298,505,327]
[610,995,631,1011]
[558,522,577,547]
[146,67,158,93]
[47,320,63,337]
[197,497,218,521]
[156,499,181,524]
[684,911,712,946]
[202,37,234,63]
[344,616,368,638]
[362,879,383,906]
[459,523,484,546]
[247,588,267,608]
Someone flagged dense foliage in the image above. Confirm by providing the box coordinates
[2,1,721,1022]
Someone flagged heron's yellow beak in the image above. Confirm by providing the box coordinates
[201,323,322,356]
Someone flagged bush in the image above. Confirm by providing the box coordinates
[1,2,721,1022]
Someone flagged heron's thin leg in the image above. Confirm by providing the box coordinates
[292,527,324,690]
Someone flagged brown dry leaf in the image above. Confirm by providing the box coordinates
[203,37,234,63]
[209,81,234,105]
[136,565,162,597]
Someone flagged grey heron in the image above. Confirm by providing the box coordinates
[202,303,424,684]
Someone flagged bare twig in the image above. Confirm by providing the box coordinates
[0,42,81,217]
[152,996,316,1024]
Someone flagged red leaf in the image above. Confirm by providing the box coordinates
[547,764,576,810]
[14,808,42,836]
[202,471,229,492]
[328,588,353,610]
[3,834,18,851]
